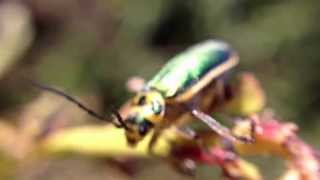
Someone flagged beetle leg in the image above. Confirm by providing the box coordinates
[176,127,198,140]
[148,129,163,155]
[191,109,255,144]
[176,127,210,152]
[231,117,257,144]
[171,158,197,176]
[215,79,227,104]
[170,128,199,176]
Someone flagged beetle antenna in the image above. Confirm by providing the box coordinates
[28,80,127,128]
[110,108,130,131]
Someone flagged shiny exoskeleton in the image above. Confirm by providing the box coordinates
[32,40,254,152]
[116,40,252,150]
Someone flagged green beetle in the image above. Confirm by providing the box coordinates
[31,40,254,151]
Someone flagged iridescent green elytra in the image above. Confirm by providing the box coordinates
[147,40,238,102]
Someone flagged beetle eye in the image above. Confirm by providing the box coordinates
[126,116,136,124]
[137,95,146,106]
[138,121,154,136]
[152,101,163,115]
[139,125,148,136]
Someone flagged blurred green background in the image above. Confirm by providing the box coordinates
[0,0,319,179]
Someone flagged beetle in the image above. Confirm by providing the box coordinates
[31,40,254,152]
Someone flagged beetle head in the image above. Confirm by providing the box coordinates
[114,91,165,146]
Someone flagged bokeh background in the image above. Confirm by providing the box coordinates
[0,0,319,179]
